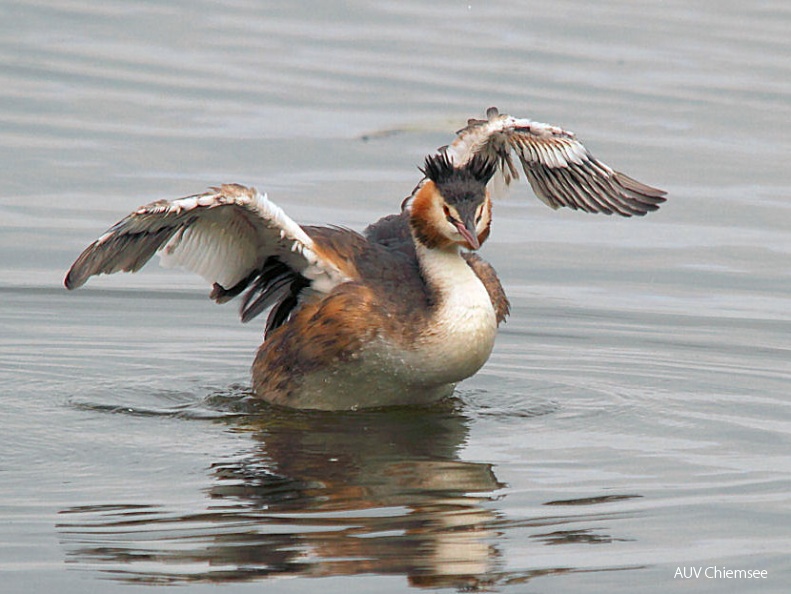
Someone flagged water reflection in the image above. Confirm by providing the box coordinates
[58,400,641,588]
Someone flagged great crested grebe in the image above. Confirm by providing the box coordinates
[65,107,666,410]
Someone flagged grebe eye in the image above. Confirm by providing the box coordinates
[442,204,454,223]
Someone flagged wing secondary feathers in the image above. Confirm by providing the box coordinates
[64,184,351,327]
[439,106,666,216]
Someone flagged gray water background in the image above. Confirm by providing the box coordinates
[1,1,790,592]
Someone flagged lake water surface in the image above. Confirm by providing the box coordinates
[1,1,790,592]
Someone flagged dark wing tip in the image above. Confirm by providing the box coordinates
[63,270,80,290]
[63,245,97,290]
[613,171,667,199]
[611,171,668,216]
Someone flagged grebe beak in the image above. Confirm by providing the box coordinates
[453,216,480,250]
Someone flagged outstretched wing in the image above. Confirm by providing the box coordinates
[65,184,351,331]
[440,106,666,217]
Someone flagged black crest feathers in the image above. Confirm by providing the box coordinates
[420,152,497,188]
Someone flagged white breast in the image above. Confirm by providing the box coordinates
[403,245,498,385]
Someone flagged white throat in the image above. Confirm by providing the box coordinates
[412,242,498,384]
[416,243,480,300]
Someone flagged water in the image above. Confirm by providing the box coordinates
[1,1,790,592]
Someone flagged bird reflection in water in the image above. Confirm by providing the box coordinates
[58,402,505,589]
[59,399,645,588]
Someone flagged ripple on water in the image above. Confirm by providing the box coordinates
[66,382,258,420]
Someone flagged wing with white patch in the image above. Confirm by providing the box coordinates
[442,106,666,216]
[65,184,351,329]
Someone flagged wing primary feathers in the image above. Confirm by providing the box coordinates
[239,260,294,324]
[443,107,667,216]
[265,275,311,335]
[210,271,259,304]
[523,165,562,210]
[238,257,313,328]
[556,167,615,214]
[534,167,579,211]
[64,226,179,290]
[562,165,619,215]
[65,185,351,327]
[613,171,667,206]
[241,275,293,324]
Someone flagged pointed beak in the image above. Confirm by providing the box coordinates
[453,216,480,250]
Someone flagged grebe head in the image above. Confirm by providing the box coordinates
[411,152,497,251]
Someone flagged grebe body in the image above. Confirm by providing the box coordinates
[256,225,500,410]
[65,108,665,410]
